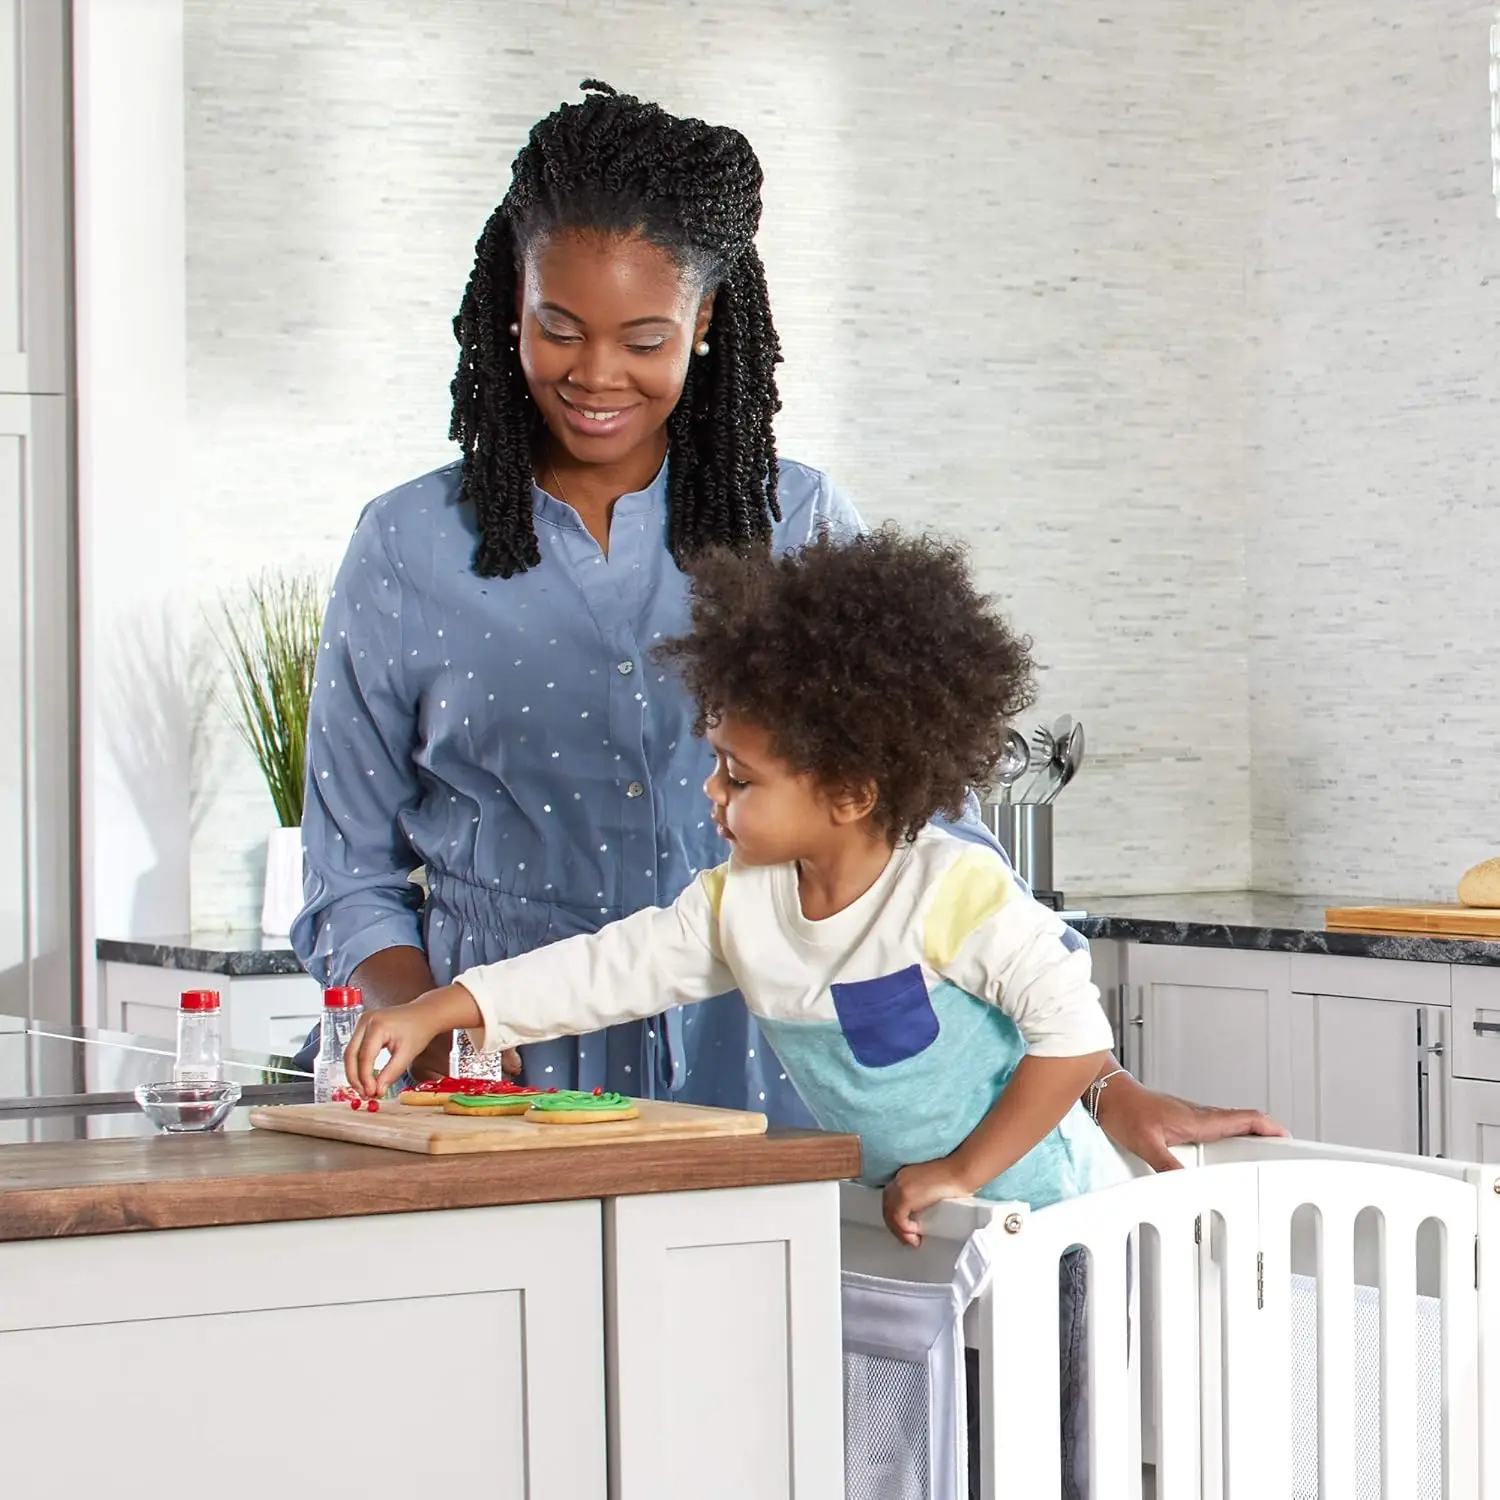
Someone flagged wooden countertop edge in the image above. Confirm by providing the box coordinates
[0,1131,863,1242]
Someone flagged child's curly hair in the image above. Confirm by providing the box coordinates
[656,526,1037,841]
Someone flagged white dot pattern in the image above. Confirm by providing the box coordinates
[288,455,1013,1120]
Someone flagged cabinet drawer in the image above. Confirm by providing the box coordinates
[1450,967,1500,1082]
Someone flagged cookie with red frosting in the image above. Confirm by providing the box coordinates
[398,1076,539,1108]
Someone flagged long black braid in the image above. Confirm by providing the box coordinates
[449,81,783,579]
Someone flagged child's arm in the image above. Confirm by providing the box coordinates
[344,867,734,1096]
[883,851,1114,1246]
[882,1052,1106,1246]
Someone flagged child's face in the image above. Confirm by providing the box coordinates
[702,714,861,865]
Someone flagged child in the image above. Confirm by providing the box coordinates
[344,526,1122,1248]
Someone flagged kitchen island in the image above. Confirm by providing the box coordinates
[0,1116,859,1499]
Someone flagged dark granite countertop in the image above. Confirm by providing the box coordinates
[1070,892,1500,967]
[96,931,302,977]
[97,893,1500,975]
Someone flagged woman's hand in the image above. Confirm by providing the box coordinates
[343,984,485,1098]
[882,1159,971,1249]
[1094,1070,1288,1172]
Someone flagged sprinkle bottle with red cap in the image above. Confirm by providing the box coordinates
[173,990,223,1084]
[313,986,364,1104]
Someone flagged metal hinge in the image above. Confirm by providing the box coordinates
[1194,1215,1202,1245]
[1257,1251,1265,1310]
[1477,1236,1481,1290]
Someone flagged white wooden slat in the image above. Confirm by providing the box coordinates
[1473,1166,1500,1500]
[1316,1202,1359,1500]
[1215,1204,1267,1500]
[976,1244,1063,1498]
[1442,1208,1483,1500]
[1248,1182,1295,1499]
[1086,1232,1134,1500]
[1378,1206,1421,1500]
[1195,1218,1224,1500]
[1153,1220,1203,1500]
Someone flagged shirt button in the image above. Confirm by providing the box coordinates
[626,781,645,798]
[617,660,635,676]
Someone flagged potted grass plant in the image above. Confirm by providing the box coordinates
[217,572,325,937]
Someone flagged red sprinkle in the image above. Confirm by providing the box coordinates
[592,1087,603,1096]
[366,1099,380,1113]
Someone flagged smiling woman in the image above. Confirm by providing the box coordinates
[290,80,856,1117]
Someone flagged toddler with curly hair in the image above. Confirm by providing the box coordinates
[346,526,1123,1245]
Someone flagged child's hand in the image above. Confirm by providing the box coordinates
[882,1159,973,1248]
[344,1005,438,1099]
[343,984,484,1098]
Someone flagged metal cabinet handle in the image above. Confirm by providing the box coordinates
[1473,1021,1500,1036]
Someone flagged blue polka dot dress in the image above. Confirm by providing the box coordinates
[290,454,1052,1122]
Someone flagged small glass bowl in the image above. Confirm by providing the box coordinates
[134,1080,243,1133]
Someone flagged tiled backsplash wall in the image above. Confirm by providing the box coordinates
[182,0,1495,929]
[1244,1,1500,899]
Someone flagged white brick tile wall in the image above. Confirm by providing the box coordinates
[181,0,1496,928]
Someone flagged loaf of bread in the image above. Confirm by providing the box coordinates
[1458,858,1500,908]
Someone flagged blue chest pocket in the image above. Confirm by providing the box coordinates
[829,964,940,1069]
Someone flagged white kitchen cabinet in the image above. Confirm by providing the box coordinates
[1450,966,1500,1083]
[1448,1079,1500,1164]
[1289,993,1445,1156]
[0,1202,608,1498]
[608,1180,844,1500]
[0,0,68,396]
[1285,954,1450,1153]
[98,962,323,1058]
[1,392,71,1030]
[1121,945,1297,1122]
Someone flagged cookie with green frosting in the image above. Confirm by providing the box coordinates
[527,1088,639,1123]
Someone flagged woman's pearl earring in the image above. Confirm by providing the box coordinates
[694,339,711,357]
[509,322,520,338]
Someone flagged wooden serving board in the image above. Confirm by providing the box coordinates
[248,1097,768,1156]
[1325,904,1500,938]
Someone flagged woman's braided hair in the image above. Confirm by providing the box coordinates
[449,81,783,579]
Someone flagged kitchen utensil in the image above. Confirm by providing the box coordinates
[135,1079,242,1133]
[1039,722,1086,806]
[984,803,1054,893]
[1324,905,1500,939]
[249,1095,768,1155]
[1019,725,1058,804]
[991,730,1030,804]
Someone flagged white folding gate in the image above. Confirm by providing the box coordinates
[840,1137,1500,1500]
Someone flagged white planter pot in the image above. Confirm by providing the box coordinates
[261,825,305,939]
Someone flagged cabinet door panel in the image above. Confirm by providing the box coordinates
[1449,1078,1500,1165]
[0,1203,606,1498]
[1304,994,1427,1155]
[1125,947,1294,1119]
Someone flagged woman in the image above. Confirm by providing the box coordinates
[290,82,1282,1159]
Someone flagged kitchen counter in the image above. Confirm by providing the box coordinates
[0,1121,860,1242]
[1071,891,1500,967]
[0,1107,856,1497]
[101,893,1500,978]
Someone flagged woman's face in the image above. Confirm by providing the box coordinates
[516,229,714,472]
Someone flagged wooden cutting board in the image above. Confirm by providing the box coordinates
[1325,904,1500,938]
[249,1097,768,1156]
